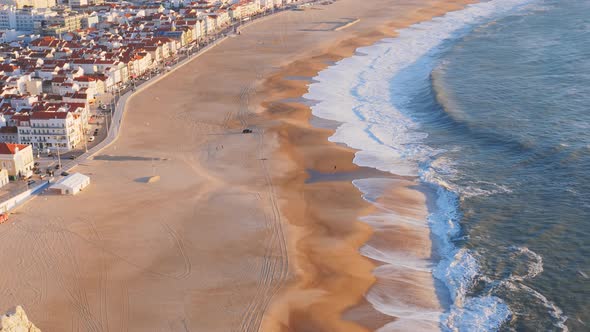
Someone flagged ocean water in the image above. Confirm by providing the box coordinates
[305,0,589,330]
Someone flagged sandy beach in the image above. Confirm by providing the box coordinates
[0,0,472,331]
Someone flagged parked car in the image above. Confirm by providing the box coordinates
[100,104,107,110]
[61,171,69,176]
[88,136,95,142]
[27,180,35,186]
[0,213,8,224]
[34,162,40,166]
[54,164,60,169]
[33,169,41,175]
[69,155,76,160]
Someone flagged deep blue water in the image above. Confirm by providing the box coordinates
[415,0,590,329]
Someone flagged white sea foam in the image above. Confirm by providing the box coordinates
[501,281,569,331]
[304,0,543,330]
[507,246,544,281]
[443,296,512,332]
[422,159,513,199]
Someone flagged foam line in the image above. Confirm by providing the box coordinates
[305,0,540,330]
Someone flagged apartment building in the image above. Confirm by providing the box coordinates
[10,103,88,152]
[0,6,55,32]
[42,11,83,36]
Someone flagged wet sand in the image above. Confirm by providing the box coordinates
[0,0,472,331]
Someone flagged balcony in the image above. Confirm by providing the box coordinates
[31,132,66,136]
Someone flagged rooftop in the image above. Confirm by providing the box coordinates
[0,142,30,155]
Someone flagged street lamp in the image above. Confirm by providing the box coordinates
[106,104,112,136]
[56,143,62,171]
[81,120,88,153]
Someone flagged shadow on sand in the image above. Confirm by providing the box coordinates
[134,176,160,183]
[94,155,162,162]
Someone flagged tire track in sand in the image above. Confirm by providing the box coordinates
[160,222,192,280]
[236,125,290,332]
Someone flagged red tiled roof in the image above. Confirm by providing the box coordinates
[0,142,29,155]
[73,76,96,82]
[30,111,69,120]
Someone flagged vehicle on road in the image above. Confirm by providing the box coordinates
[61,172,69,177]
[54,164,60,169]
[69,155,76,160]
[27,180,35,186]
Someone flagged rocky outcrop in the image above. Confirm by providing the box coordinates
[0,306,40,332]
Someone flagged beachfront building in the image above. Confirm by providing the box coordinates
[50,172,89,195]
[13,106,88,152]
[259,0,282,10]
[0,142,34,178]
[229,1,260,21]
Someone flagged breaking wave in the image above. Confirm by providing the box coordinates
[302,0,569,330]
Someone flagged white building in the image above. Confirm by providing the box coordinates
[7,95,37,111]
[0,142,34,178]
[0,168,8,188]
[81,13,98,28]
[3,74,30,94]
[73,75,98,97]
[51,172,89,195]
[0,0,56,9]
[15,107,87,152]
[259,0,281,10]
[0,6,55,32]
[25,78,43,95]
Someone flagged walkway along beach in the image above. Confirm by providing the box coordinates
[0,0,474,331]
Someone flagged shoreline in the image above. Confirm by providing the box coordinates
[258,1,476,330]
[0,1,474,330]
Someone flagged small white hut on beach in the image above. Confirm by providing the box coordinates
[50,173,90,195]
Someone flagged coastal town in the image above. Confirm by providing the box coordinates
[0,0,314,213]
[0,0,578,330]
